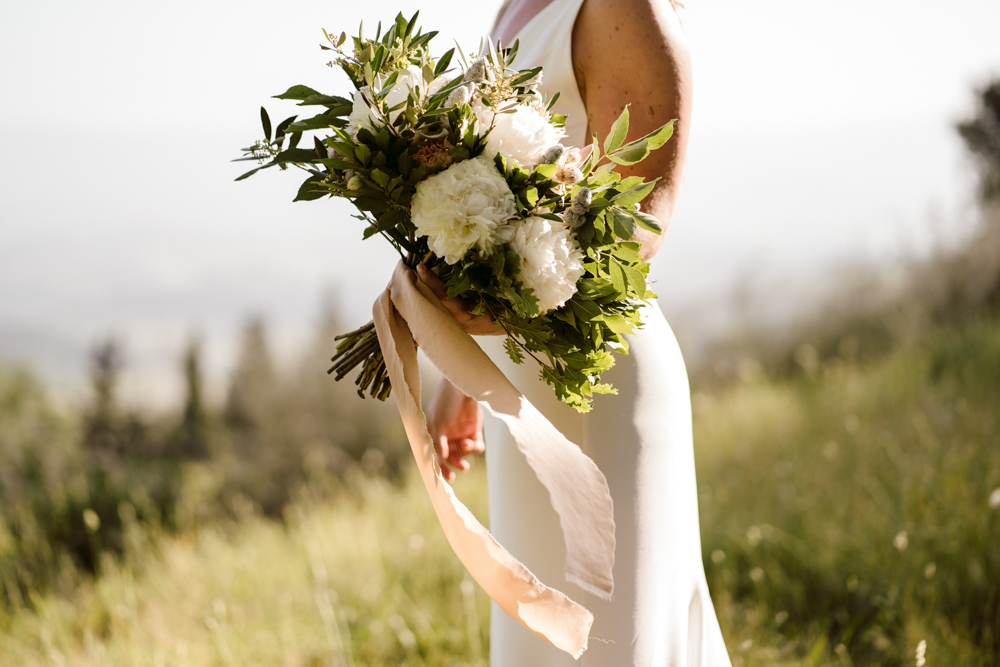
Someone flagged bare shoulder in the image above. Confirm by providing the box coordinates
[574,0,686,60]
[572,0,692,258]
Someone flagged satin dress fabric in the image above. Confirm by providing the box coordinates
[479,0,733,664]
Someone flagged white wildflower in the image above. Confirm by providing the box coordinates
[348,66,446,135]
[411,155,517,264]
[506,216,585,313]
[915,639,926,667]
[476,98,564,168]
[989,487,1000,509]
[894,530,908,551]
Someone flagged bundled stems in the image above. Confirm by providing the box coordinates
[327,253,433,400]
[328,321,392,400]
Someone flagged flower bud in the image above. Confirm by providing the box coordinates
[346,172,363,190]
[444,82,473,108]
[539,144,565,165]
[562,210,586,230]
[570,187,591,215]
[464,58,486,83]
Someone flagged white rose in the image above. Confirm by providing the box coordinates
[349,66,446,135]
[411,155,518,265]
[507,216,585,314]
[475,98,564,168]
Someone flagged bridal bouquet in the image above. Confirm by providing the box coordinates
[236,12,674,412]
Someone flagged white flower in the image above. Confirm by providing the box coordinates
[507,216,585,314]
[348,66,445,135]
[411,155,517,264]
[475,98,563,168]
[989,487,1000,509]
[893,530,908,551]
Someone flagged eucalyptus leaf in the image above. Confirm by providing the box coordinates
[260,107,272,142]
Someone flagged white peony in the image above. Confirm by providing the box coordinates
[507,216,585,314]
[411,155,518,264]
[475,98,564,168]
[348,66,445,135]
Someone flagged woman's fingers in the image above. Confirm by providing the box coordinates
[417,264,449,300]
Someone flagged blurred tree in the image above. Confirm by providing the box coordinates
[957,79,1000,204]
[225,316,277,433]
[83,339,124,454]
[169,337,211,460]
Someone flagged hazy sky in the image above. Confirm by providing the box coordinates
[2,0,999,405]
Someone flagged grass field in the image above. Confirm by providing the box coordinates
[1,316,998,666]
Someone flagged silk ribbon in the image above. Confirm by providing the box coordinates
[371,261,616,658]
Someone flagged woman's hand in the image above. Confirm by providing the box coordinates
[416,264,506,336]
[426,378,485,482]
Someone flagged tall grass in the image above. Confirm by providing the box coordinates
[0,467,491,666]
[697,317,1000,666]
[1,316,997,665]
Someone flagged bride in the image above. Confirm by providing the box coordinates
[419,0,732,663]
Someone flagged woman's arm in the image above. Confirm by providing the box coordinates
[572,0,692,260]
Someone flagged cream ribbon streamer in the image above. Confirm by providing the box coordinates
[371,261,616,658]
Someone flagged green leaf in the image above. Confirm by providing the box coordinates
[612,180,657,208]
[603,313,633,335]
[287,114,348,132]
[511,66,542,87]
[319,157,358,171]
[603,105,629,154]
[607,120,675,166]
[637,118,676,150]
[274,115,297,140]
[627,209,663,234]
[569,298,602,322]
[273,85,322,101]
[610,208,637,239]
[524,186,538,207]
[623,265,648,297]
[260,107,272,142]
[610,242,642,263]
[354,144,371,166]
[435,48,455,76]
[533,163,557,179]
[293,176,327,201]
[608,260,627,295]
[273,148,319,164]
[234,167,260,182]
[370,168,391,188]
[503,337,525,364]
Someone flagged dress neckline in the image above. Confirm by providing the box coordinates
[495,0,570,46]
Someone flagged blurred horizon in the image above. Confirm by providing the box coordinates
[3,0,1000,409]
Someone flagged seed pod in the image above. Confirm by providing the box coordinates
[464,58,486,83]
[539,144,565,165]
[445,82,473,108]
[570,187,592,215]
[563,210,586,230]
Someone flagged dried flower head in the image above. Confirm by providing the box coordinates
[554,147,585,184]
[412,139,455,171]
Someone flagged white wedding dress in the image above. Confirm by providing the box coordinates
[478,0,732,664]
